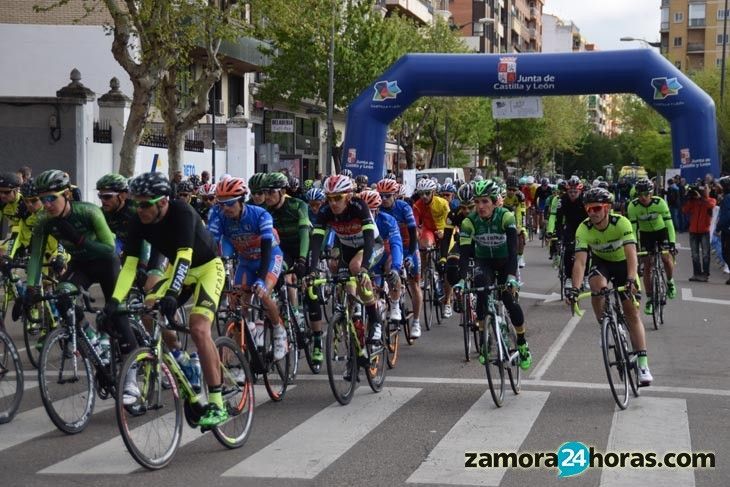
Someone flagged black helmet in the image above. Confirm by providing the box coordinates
[288,176,300,190]
[583,187,614,204]
[129,172,171,197]
[0,172,21,189]
[355,174,369,186]
[177,180,194,194]
[96,173,128,192]
[20,178,38,198]
[506,175,519,188]
[248,173,267,192]
[340,168,353,178]
[35,170,70,193]
[457,182,474,203]
[187,174,201,188]
[634,178,654,194]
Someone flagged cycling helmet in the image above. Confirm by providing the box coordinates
[583,187,614,204]
[306,187,325,202]
[323,174,353,194]
[473,174,484,182]
[473,179,500,200]
[262,172,289,189]
[187,174,201,188]
[557,179,568,191]
[541,177,550,185]
[304,179,314,190]
[96,173,128,192]
[526,176,535,184]
[398,183,408,198]
[457,182,474,203]
[634,178,654,194]
[218,173,232,182]
[288,176,300,191]
[385,172,397,180]
[359,190,382,210]
[20,179,38,198]
[440,183,457,195]
[35,170,70,193]
[198,183,215,196]
[506,175,519,188]
[177,180,194,194]
[339,168,353,178]
[566,176,583,190]
[0,172,22,189]
[216,177,247,198]
[596,181,610,190]
[129,172,171,197]
[416,178,437,192]
[376,179,399,194]
[248,173,267,192]
[355,175,369,186]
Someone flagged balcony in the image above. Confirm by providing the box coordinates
[219,37,272,71]
[528,27,536,39]
[383,0,432,25]
[661,21,669,31]
[688,18,706,28]
[661,0,670,6]
[529,6,538,19]
[687,42,705,52]
[511,16,523,37]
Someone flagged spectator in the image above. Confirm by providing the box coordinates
[170,170,183,198]
[717,177,730,284]
[666,177,682,232]
[683,183,717,281]
[200,170,210,185]
[16,166,32,183]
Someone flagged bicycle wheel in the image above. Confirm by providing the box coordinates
[326,315,356,405]
[299,309,319,375]
[262,321,292,401]
[22,303,50,369]
[421,266,433,331]
[616,319,640,398]
[385,317,399,369]
[401,285,414,346]
[483,321,505,408]
[174,306,189,350]
[366,341,387,393]
[601,312,629,409]
[38,327,95,434]
[461,295,473,362]
[656,257,667,326]
[0,330,23,424]
[502,314,521,395]
[432,266,443,325]
[116,348,183,470]
[212,336,255,449]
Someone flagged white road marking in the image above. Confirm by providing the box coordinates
[681,288,730,307]
[530,313,582,380]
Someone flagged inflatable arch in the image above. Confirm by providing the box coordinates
[342,50,719,183]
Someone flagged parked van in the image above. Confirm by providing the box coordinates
[416,168,466,184]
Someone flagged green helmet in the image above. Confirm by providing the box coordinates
[473,179,500,200]
[248,173,267,192]
[262,172,289,189]
[96,173,128,192]
[35,169,70,193]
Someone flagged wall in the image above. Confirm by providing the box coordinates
[132,146,229,180]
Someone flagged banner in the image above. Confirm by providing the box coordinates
[492,97,544,119]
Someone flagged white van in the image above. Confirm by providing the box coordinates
[416,168,466,184]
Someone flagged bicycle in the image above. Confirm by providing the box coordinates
[0,326,23,424]
[223,291,295,402]
[372,268,415,369]
[571,286,641,409]
[277,269,317,375]
[638,244,672,330]
[115,300,254,470]
[420,246,444,329]
[455,260,480,363]
[308,271,387,405]
[466,281,521,408]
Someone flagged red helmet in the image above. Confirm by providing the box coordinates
[359,190,382,210]
[323,174,353,194]
[216,177,247,198]
[376,179,399,194]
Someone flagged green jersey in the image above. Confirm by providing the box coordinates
[626,196,675,242]
[28,202,115,286]
[459,207,516,259]
[267,195,311,259]
[575,213,636,262]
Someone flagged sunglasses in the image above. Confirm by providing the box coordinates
[326,194,347,202]
[585,204,605,213]
[418,191,433,197]
[264,188,281,195]
[638,191,652,196]
[252,190,265,197]
[24,197,40,205]
[217,197,240,207]
[136,195,166,209]
[379,193,395,199]
[40,191,66,204]
[98,192,118,200]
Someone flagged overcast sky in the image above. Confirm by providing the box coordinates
[543,0,662,51]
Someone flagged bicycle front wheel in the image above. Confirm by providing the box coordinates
[326,315,356,405]
[262,322,292,401]
[503,315,521,395]
[462,296,473,362]
[601,313,629,409]
[116,347,183,470]
[385,318,399,369]
[212,336,255,449]
[421,267,433,331]
[22,302,54,369]
[483,323,505,408]
[38,327,95,434]
[0,330,23,424]
[366,341,387,393]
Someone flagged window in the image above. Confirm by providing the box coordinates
[674,12,684,22]
[673,36,683,47]
[228,74,245,116]
[675,60,682,69]
[717,58,724,68]
[718,9,729,20]
[688,4,705,25]
[717,34,729,45]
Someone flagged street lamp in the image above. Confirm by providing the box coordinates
[620,36,661,48]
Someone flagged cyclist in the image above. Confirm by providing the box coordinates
[305,187,326,221]
[0,172,23,255]
[195,183,217,223]
[248,173,268,207]
[207,177,287,358]
[25,169,138,380]
[286,175,305,201]
[355,175,369,193]
[308,175,384,347]
[503,176,528,269]
[535,177,552,238]
[441,182,475,314]
[109,172,228,426]
[261,172,318,361]
[440,183,458,210]
[566,187,653,385]
[378,179,422,337]
[547,176,588,288]
[413,177,449,304]
[626,178,677,314]
[546,179,566,260]
[361,190,404,323]
[455,180,532,370]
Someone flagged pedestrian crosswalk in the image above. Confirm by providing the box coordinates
[0,379,708,486]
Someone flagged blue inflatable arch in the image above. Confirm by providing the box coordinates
[342,49,719,183]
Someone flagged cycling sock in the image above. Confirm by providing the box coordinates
[366,303,379,325]
[208,385,223,409]
[313,331,323,347]
[637,350,648,368]
[517,333,526,346]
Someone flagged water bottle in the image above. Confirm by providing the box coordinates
[254,320,265,348]
[98,333,111,366]
[84,323,101,352]
[173,350,193,382]
[189,352,202,392]
[354,318,365,347]
[246,319,257,342]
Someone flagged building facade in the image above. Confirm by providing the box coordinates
[661,0,730,72]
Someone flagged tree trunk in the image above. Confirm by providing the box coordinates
[166,129,186,178]
[118,85,153,177]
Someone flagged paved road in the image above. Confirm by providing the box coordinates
[1,234,729,486]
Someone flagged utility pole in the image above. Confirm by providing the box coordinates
[211,82,217,181]
[722,0,729,102]
[326,0,336,175]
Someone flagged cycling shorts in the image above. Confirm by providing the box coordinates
[235,248,284,290]
[638,228,669,254]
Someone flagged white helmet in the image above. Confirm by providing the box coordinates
[323,174,353,194]
[416,178,438,192]
[526,176,535,184]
